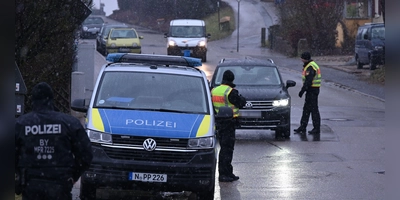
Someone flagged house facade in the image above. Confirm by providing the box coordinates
[336,0,384,48]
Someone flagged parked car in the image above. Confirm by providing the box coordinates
[210,57,296,139]
[104,27,144,55]
[80,16,104,39]
[355,22,385,70]
[96,23,128,55]
[71,53,219,200]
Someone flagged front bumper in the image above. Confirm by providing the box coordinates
[167,46,206,57]
[237,107,290,129]
[82,144,216,192]
[106,46,141,54]
[370,49,385,65]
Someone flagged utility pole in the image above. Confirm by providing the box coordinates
[237,0,241,52]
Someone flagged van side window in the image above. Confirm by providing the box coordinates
[361,28,368,40]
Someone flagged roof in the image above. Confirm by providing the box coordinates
[217,57,276,67]
[170,19,205,26]
[106,53,202,67]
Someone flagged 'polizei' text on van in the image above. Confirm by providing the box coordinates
[126,119,177,128]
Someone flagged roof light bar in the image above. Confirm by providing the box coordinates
[106,53,202,67]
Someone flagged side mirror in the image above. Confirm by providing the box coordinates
[207,33,211,38]
[215,106,233,119]
[139,36,144,39]
[363,34,368,40]
[285,80,296,89]
[71,99,88,113]
[164,33,168,38]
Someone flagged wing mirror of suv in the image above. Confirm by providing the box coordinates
[363,34,368,40]
[71,99,88,113]
[215,106,233,119]
[164,33,168,38]
[285,80,296,89]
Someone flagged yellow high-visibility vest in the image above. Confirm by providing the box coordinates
[302,61,321,87]
[211,85,239,118]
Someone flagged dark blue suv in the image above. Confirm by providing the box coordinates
[355,23,385,70]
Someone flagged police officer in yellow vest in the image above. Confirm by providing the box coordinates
[294,52,322,136]
[211,70,246,182]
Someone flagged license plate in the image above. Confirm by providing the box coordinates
[240,111,261,118]
[128,172,167,182]
[181,50,193,53]
[119,48,131,52]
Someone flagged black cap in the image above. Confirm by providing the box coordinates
[222,70,235,82]
[301,52,311,60]
[31,82,54,101]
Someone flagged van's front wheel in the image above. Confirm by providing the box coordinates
[369,57,377,70]
[356,56,363,69]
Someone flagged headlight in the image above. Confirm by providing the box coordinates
[188,136,214,149]
[83,26,88,31]
[87,130,112,144]
[198,41,206,47]
[110,43,116,47]
[374,46,383,50]
[168,40,176,47]
[132,43,138,47]
[273,98,289,107]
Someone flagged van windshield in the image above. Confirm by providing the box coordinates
[94,71,209,114]
[371,26,385,40]
[170,26,204,38]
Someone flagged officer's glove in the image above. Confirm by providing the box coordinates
[298,90,305,98]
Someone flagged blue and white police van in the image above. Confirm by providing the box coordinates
[71,53,232,200]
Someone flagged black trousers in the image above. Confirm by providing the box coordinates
[217,120,236,177]
[300,88,321,130]
[22,179,73,200]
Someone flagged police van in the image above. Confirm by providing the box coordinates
[71,53,231,200]
[164,19,210,62]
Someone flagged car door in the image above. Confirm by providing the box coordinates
[358,27,369,63]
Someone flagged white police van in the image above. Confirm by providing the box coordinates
[164,19,210,62]
[71,53,232,200]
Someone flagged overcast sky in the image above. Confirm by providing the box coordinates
[94,0,119,16]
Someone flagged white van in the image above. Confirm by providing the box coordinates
[164,19,210,62]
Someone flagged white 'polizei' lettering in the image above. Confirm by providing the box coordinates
[25,124,62,136]
[126,119,177,128]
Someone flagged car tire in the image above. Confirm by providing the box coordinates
[201,54,207,62]
[195,181,214,200]
[79,180,96,200]
[356,56,363,69]
[369,57,377,70]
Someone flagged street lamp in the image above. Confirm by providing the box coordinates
[217,1,220,30]
[237,0,241,52]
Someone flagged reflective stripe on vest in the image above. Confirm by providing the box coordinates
[302,61,321,87]
[211,85,240,118]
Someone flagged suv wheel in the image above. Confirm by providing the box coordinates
[356,56,363,69]
[80,180,96,200]
[369,57,377,70]
[195,182,214,200]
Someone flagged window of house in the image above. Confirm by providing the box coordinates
[345,0,371,18]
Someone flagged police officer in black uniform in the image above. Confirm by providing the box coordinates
[212,70,246,182]
[294,52,322,137]
[15,82,93,200]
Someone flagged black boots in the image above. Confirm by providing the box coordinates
[293,127,306,134]
[308,129,320,135]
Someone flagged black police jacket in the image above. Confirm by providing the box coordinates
[15,101,93,182]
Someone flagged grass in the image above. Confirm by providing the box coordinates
[368,65,385,85]
[203,6,236,41]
